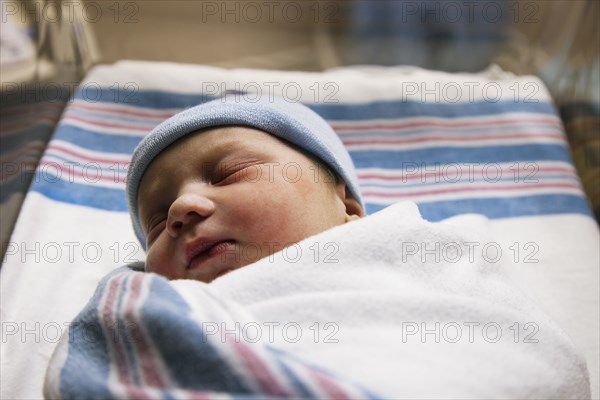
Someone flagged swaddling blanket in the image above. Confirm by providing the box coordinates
[43,202,590,399]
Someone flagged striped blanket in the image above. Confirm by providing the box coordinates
[43,266,380,399]
[1,62,598,399]
[30,64,591,219]
[43,203,590,399]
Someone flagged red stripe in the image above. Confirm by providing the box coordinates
[47,142,131,164]
[178,390,215,400]
[37,160,126,184]
[358,166,577,182]
[342,132,565,146]
[102,274,135,391]
[101,274,153,399]
[125,274,167,388]
[362,182,583,198]
[61,115,153,132]
[232,341,290,396]
[310,370,351,400]
[68,101,177,119]
[118,386,152,400]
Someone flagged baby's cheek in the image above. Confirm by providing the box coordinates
[237,189,297,234]
[146,248,178,280]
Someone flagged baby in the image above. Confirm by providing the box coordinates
[126,95,365,282]
[47,97,590,400]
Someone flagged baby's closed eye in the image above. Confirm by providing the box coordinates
[213,160,265,185]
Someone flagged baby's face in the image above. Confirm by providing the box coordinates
[137,126,362,282]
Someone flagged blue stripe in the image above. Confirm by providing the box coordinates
[140,277,253,392]
[267,346,381,399]
[116,274,143,385]
[58,269,120,399]
[366,194,593,220]
[271,355,315,397]
[311,100,557,120]
[350,144,572,166]
[29,177,128,212]
[72,89,216,110]
[52,125,142,154]
[42,153,128,173]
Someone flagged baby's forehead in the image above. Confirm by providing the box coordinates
[138,126,307,187]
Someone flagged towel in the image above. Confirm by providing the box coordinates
[43,202,590,399]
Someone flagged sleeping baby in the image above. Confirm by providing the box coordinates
[43,94,590,399]
[127,94,365,282]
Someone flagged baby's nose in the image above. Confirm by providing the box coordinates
[166,193,215,237]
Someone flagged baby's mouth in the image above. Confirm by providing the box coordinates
[186,240,236,270]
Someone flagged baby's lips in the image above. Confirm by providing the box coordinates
[185,238,218,264]
[185,238,236,269]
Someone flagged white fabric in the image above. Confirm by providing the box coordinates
[167,201,589,399]
[84,61,550,103]
[1,193,143,399]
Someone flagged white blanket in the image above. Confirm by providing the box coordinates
[43,201,591,399]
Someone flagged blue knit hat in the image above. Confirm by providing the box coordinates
[126,95,364,249]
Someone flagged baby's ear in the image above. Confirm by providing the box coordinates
[334,181,365,220]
